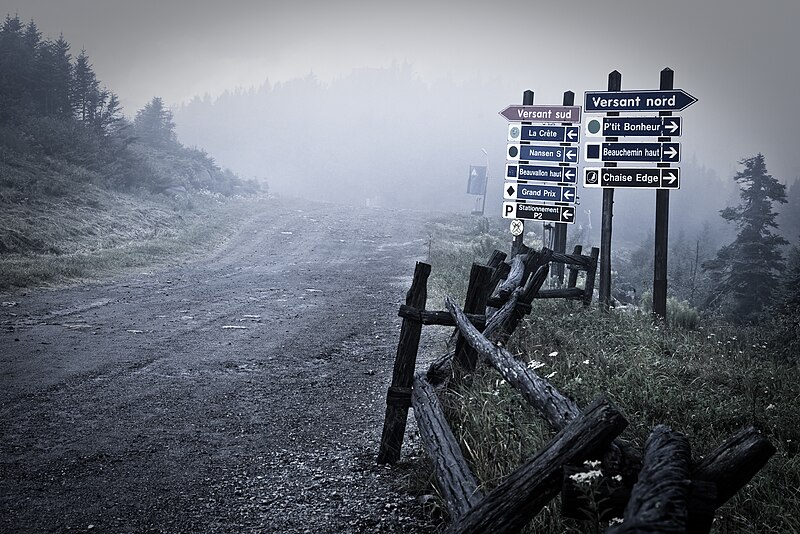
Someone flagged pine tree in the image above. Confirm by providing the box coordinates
[133,96,176,146]
[70,49,99,123]
[703,153,788,322]
[30,33,73,117]
[0,14,32,118]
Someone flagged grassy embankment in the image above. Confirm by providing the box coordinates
[0,174,264,292]
[412,216,799,533]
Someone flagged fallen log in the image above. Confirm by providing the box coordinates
[496,255,526,300]
[561,425,774,530]
[446,396,628,534]
[412,372,483,518]
[446,295,581,429]
[692,425,776,508]
[608,425,692,534]
[445,296,642,477]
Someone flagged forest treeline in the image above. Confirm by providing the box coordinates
[0,14,260,199]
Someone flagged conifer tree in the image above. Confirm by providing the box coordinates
[70,49,99,123]
[33,35,73,117]
[133,96,176,146]
[703,153,788,322]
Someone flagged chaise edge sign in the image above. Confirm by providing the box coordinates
[584,89,697,112]
[499,105,582,123]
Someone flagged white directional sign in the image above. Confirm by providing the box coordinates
[584,116,682,137]
[504,183,577,204]
[584,167,680,189]
[508,123,580,143]
[508,144,579,163]
[584,142,680,163]
[503,202,575,224]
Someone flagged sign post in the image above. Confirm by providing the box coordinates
[598,70,621,310]
[653,68,675,321]
[500,93,581,256]
[583,68,695,318]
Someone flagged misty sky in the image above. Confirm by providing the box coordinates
[5,0,800,185]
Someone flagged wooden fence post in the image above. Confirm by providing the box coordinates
[453,263,494,372]
[583,246,600,306]
[567,245,583,289]
[377,261,431,464]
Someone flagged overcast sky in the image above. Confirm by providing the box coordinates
[5,0,800,184]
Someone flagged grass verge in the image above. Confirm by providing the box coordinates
[411,217,799,533]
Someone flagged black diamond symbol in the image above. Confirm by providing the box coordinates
[506,186,515,196]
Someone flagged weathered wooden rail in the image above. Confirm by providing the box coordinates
[377,249,775,533]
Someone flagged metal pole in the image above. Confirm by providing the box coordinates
[653,68,674,321]
[480,148,488,216]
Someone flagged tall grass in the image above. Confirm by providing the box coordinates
[412,222,799,533]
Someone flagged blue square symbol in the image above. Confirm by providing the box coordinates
[507,165,517,178]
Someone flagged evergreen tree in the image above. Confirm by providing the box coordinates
[778,178,800,244]
[93,89,124,136]
[133,96,176,146]
[703,153,788,322]
[0,14,32,118]
[29,33,73,117]
[70,49,99,123]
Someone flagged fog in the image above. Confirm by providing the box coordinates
[7,0,799,246]
[172,66,740,246]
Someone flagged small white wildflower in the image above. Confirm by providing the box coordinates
[612,474,622,482]
[583,460,602,469]
[608,517,624,526]
[573,376,583,384]
[545,371,557,379]
[766,404,775,411]
[527,360,545,370]
[548,351,559,357]
[569,470,601,485]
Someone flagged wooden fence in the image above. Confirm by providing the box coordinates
[377,247,775,533]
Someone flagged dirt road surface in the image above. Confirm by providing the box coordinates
[1,200,440,533]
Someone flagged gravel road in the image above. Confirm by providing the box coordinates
[1,200,440,533]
